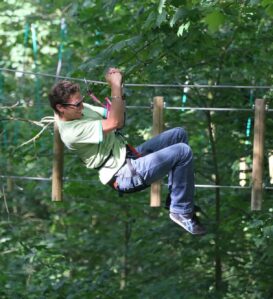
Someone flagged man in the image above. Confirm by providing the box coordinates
[48,67,206,235]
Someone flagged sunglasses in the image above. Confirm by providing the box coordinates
[62,98,84,108]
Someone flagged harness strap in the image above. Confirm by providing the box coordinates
[126,144,142,158]
[126,158,137,176]
[107,158,149,193]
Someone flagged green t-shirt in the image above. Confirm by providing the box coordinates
[56,103,126,184]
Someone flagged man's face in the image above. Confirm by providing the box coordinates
[57,92,84,120]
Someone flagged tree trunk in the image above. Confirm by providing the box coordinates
[120,205,131,290]
[206,111,222,294]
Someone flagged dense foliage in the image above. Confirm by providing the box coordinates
[1,0,273,298]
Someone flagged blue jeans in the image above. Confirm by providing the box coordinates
[115,128,194,214]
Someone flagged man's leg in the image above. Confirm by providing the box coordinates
[117,141,194,214]
[136,127,190,210]
[115,128,206,234]
[133,143,194,213]
[116,143,205,234]
[135,127,189,155]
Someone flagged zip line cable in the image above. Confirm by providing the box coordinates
[0,67,106,85]
[3,104,271,113]
[1,67,273,111]
[127,105,273,112]
[1,174,272,190]
[164,106,255,112]
[1,67,273,90]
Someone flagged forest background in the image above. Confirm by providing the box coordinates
[0,0,273,298]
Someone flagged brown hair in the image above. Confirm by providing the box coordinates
[48,80,80,115]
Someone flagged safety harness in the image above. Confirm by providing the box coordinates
[107,143,149,194]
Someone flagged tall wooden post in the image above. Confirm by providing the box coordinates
[52,45,65,202]
[251,99,266,210]
[52,121,64,201]
[150,97,164,207]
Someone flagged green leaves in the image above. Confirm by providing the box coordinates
[170,8,188,27]
[156,9,167,27]
[261,0,273,16]
[110,36,142,53]
[263,225,273,237]
[203,10,226,33]
[158,0,167,14]
[177,21,190,36]
[1,0,273,298]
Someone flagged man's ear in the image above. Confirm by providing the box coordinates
[56,104,64,114]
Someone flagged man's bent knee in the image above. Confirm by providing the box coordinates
[173,127,188,143]
[177,143,193,162]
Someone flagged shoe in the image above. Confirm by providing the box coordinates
[165,194,204,215]
[169,212,206,235]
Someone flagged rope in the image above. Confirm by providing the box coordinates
[31,24,42,117]
[181,81,189,111]
[244,89,255,145]
[55,18,67,78]
[1,67,273,90]
[1,174,273,189]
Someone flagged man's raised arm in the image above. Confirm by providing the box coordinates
[102,67,125,133]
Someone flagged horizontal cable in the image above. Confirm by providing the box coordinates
[0,67,106,85]
[128,106,273,112]
[1,174,273,190]
[0,175,51,181]
[1,103,269,114]
[0,174,86,183]
[165,106,254,112]
[127,105,151,109]
[195,184,250,189]
[1,67,273,90]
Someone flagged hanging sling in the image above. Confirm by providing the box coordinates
[107,145,149,194]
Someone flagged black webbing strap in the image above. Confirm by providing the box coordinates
[108,158,149,194]
[107,143,149,193]
[126,158,137,176]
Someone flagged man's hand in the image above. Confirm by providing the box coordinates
[105,67,123,87]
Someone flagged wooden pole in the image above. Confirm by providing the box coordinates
[150,96,164,207]
[251,99,266,211]
[52,40,65,202]
[52,121,64,201]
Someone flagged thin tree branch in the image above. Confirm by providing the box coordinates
[0,102,20,109]
[0,116,54,127]
[16,122,52,149]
